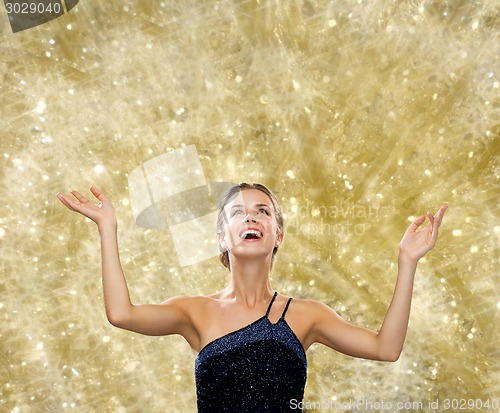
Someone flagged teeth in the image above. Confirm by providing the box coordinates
[240,229,262,239]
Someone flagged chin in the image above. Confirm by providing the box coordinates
[229,246,273,262]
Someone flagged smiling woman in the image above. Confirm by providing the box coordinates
[56,182,447,412]
[1,0,497,410]
[216,182,284,271]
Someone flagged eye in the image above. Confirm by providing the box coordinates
[258,208,270,215]
[231,209,244,216]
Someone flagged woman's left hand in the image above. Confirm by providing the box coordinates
[399,205,448,262]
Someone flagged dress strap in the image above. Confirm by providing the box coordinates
[280,297,293,319]
[265,291,278,317]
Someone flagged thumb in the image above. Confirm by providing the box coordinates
[408,214,426,232]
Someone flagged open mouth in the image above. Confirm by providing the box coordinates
[239,229,263,240]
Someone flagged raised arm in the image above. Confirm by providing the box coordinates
[56,186,197,343]
[375,204,448,359]
[307,205,448,361]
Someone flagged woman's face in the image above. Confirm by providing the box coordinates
[220,189,282,262]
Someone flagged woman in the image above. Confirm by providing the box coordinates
[57,182,447,412]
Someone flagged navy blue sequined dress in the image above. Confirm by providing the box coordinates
[195,292,307,412]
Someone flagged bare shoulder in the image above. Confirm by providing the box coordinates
[159,294,231,326]
[289,297,338,318]
[160,294,215,315]
[156,294,219,350]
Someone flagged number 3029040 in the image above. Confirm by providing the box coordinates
[442,398,499,410]
[5,2,62,14]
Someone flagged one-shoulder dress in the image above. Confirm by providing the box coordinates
[195,292,307,412]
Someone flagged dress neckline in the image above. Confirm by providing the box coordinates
[196,291,278,355]
[196,292,306,359]
[197,314,287,358]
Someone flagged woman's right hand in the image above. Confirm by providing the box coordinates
[57,186,117,229]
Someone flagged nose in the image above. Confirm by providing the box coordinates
[243,213,257,223]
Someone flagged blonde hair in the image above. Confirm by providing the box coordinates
[216,182,284,271]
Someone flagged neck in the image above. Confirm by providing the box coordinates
[222,255,274,306]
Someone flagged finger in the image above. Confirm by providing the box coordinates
[408,214,426,232]
[432,204,448,237]
[92,187,111,212]
[426,210,440,239]
[422,221,434,235]
[56,193,72,210]
[427,211,435,226]
[434,204,448,225]
[57,192,81,212]
[90,185,104,200]
[70,190,90,204]
[423,211,433,231]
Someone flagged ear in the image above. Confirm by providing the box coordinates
[217,232,226,250]
[275,231,284,247]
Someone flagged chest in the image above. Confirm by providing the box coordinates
[193,301,311,353]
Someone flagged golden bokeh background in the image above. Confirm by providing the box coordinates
[1,1,498,412]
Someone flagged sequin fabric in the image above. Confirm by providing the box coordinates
[195,292,307,412]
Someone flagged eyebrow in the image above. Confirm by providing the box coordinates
[230,203,271,209]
